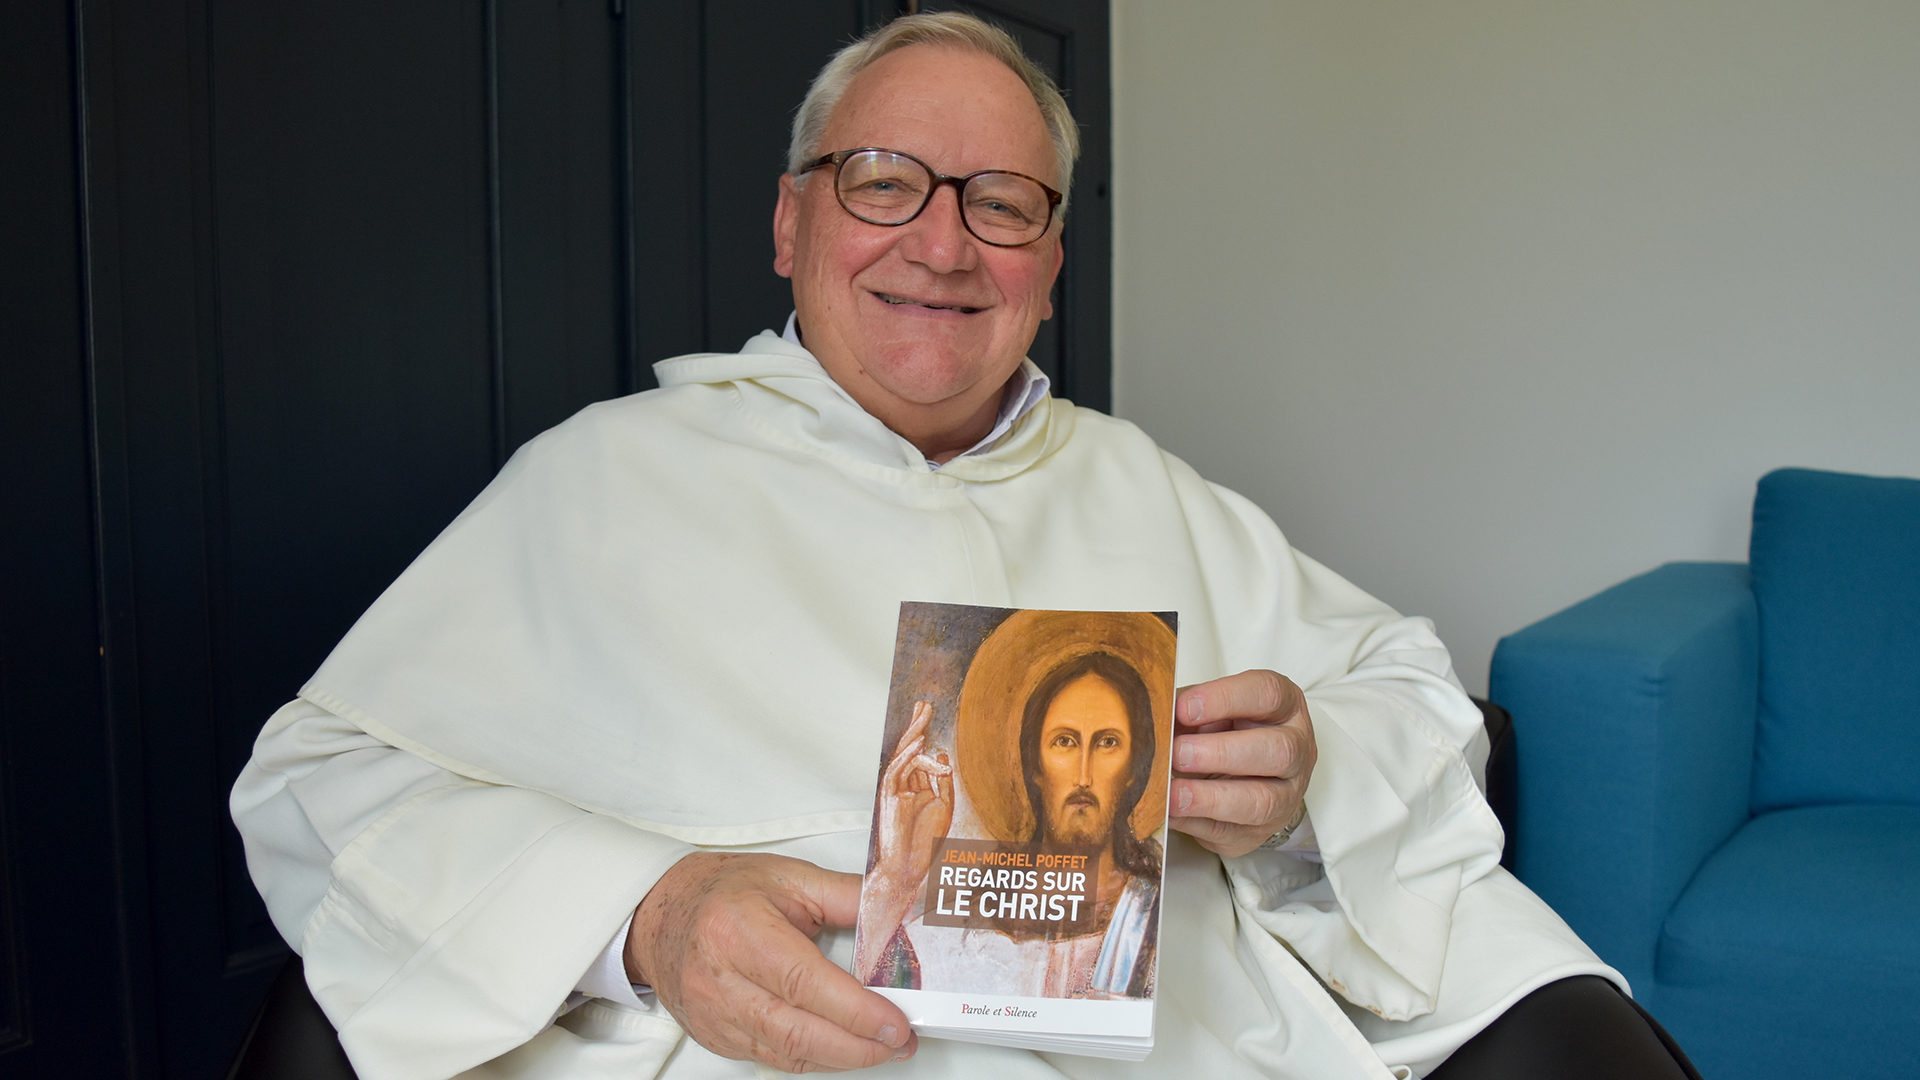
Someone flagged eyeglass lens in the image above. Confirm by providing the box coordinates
[835,150,1051,246]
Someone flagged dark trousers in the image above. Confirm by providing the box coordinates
[1425,976,1702,1080]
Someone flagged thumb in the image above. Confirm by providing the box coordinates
[766,859,866,932]
[811,868,866,928]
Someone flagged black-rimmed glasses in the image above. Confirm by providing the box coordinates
[799,147,1062,248]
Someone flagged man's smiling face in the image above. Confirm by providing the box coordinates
[772,44,1064,461]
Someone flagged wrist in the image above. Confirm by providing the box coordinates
[1259,801,1309,850]
[626,851,708,985]
[623,906,650,985]
[859,870,918,922]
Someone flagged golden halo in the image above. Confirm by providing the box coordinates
[954,609,1175,845]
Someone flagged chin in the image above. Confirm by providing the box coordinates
[1047,814,1108,848]
[862,343,994,398]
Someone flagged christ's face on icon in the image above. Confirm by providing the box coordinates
[1034,672,1134,846]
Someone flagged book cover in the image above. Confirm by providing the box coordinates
[853,602,1177,1059]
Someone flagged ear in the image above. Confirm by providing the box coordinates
[772,174,800,280]
[1039,233,1065,321]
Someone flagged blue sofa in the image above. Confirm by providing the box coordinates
[1490,467,1920,1080]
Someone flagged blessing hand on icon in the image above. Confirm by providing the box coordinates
[854,700,954,978]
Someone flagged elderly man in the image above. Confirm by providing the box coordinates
[233,12,1697,1080]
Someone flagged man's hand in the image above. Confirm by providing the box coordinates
[1170,669,1317,857]
[626,852,915,1072]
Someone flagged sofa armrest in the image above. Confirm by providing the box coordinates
[1489,562,1757,996]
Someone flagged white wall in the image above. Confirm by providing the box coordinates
[1111,0,1920,695]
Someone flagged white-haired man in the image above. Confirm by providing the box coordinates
[234,13,1698,1079]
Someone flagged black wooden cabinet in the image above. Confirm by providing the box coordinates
[1,1,1107,1076]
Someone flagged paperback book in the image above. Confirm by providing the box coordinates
[852,601,1178,1060]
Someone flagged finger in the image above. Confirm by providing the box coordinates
[883,719,931,786]
[750,1020,912,1073]
[734,938,913,1060]
[1168,814,1268,858]
[711,872,913,1054]
[739,856,864,935]
[707,975,912,1072]
[1174,724,1309,780]
[1174,682,1235,735]
[900,702,933,746]
[907,752,953,779]
[748,1015,914,1074]
[907,762,937,799]
[1173,774,1291,829]
[793,866,866,930]
[883,734,921,786]
[1176,670,1301,730]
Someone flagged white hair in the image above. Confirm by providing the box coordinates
[787,11,1080,216]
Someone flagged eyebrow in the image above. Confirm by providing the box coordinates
[1046,725,1127,741]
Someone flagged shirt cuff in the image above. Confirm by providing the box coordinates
[573,914,653,1009]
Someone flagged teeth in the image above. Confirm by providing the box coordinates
[879,293,979,314]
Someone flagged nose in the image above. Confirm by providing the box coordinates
[900,182,978,274]
[1076,746,1094,786]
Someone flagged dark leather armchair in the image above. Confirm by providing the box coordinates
[227,956,355,1080]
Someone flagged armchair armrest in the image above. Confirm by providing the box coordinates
[1489,562,1757,996]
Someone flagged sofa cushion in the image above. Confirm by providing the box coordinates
[1748,467,1920,810]
[1659,804,1920,986]
[1655,805,1920,1079]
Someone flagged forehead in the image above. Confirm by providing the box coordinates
[823,44,1056,182]
[1042,674,1130,731]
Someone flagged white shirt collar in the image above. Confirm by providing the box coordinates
[780,312,1051,469]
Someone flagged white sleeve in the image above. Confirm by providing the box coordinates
[1185,482,1502,1025]
[231,698,691,1079]
[1220,558,1503,1023]
[230,699,460,947]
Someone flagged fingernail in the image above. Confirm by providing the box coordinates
[879,1024,902,1048]
[1174,738,1192,770]
[1176,784,1192,813]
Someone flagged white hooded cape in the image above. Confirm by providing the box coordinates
[242,332,1616,1080]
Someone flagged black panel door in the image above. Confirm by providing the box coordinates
[1,2,1109,1076]
[1,3,129,1076]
